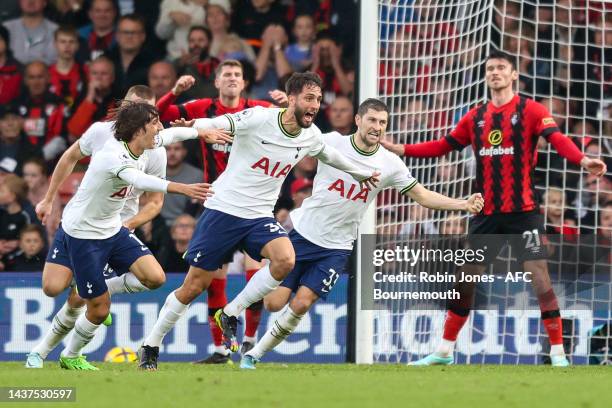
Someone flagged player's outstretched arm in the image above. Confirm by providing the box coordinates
[380,138,454,158]
[123,192,164,231]
[156,75,196,122]
[157,124,232,147]
[167,182,213,201]
[36,141,86,225]
[315,144,380,189]
[405,184,484,214]
[117,167,214,201]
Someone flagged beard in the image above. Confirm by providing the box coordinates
[295,105,316,128]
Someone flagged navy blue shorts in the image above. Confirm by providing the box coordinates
[62,227,152,299]
[186,209,288,271]
[46,225,130,278]
[280,230,351,300]
[46,225,72,269]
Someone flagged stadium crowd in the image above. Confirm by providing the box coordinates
[0,0,609,273]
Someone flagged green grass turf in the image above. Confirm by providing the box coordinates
[0,362,610,408]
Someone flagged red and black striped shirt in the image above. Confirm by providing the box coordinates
[445,95,566,215]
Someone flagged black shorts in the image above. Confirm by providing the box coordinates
[467,210,547,264]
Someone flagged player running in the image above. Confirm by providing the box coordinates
[36,102,223,370]
[381,50,607,367]
[157,60,284,363]
[239,98,484,369]
[139,72,379,370]
[26,86,230,369]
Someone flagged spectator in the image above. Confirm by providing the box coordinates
[284,14,315,72]
[3,0,58,65]
[175,25,220,99]
[0,26,23,105]
[327,95,354,134]
[155,60,274,172]
[599,202,612,238]
[293,0,358,59]
[106,13,156,94]
[252,24,292,100]
[46,0,89,27]
[155,0,207,60]
[543,187,578,235]
[66,56,116,139]
[160,142,203,225]
[0,174,31,261]
[22,157,60,241]
[206,0,256,62]
[3,224,46,271]
[290,178,312,209]
[400,204,438,235]
[311,31,354,108]
[0,105,43,176]
[231,0,288,53]
[78,0,117,62]
[577,174,612,234]
[148,61,177,100]
[157,214,196,272]
[49,26,87,110]
[14,61,67,162]
[438,214,467,235]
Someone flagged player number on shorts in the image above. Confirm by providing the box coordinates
[522,229,541,249]
[321,268,339,293]
[264,222,287,234]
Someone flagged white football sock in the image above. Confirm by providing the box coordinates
[106,272,149,295]
[143,292,188,348]
[32,303,85,358]
[61,314,100,358]
[550,344,565,356]
[247,307,303,360]
[436,339,455,357]
[224,265,280,317]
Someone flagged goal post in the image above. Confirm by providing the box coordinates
[354,0,379,365]
[355,0,611,365]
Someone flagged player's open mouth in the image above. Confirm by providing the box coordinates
[304,112,315,120]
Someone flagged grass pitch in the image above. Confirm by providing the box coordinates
[0,362,610,408]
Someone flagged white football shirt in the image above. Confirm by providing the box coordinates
[77,120,167,221]
[195,107,326,219]
[291,133,418,250]
[62,138,148,239]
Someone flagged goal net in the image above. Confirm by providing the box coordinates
[361,0,612,365]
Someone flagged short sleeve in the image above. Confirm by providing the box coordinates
[530,101,561,141]
[103,150,137,178]
[145,148,167,179]
[307,129,326,157]
[79,122,108,156]
[386,155,419,194]
[445,110,473,150]
[224,106,268,136]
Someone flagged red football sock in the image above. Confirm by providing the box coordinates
[245,269,262,338]
[542,314,563,345]
[442,310,469,342]
[538,289,563,346]
[207,278,227,347]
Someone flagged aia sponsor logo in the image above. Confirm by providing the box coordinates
[251,157,292,178]
[328,179,369,202]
